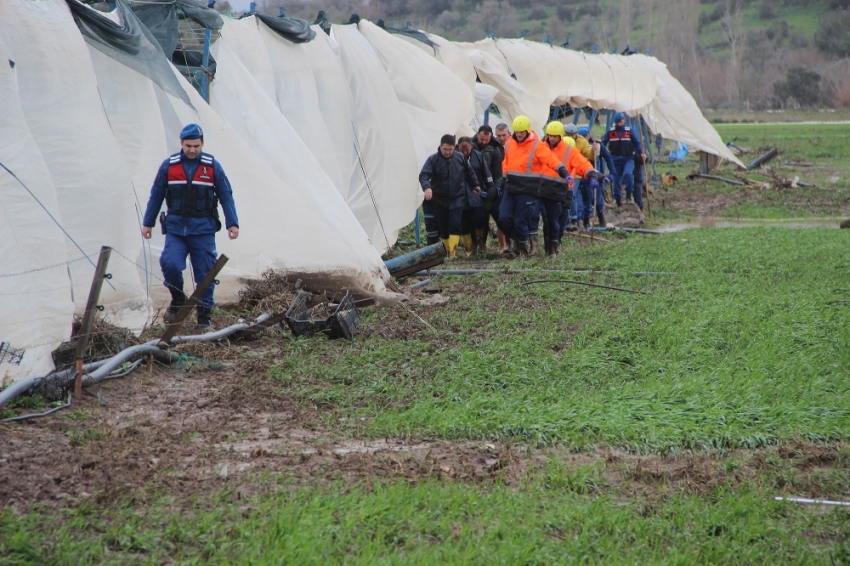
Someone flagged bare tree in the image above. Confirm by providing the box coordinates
[655,0,701,102]
[617,0,632,51]
[720,0,745,106]
[642,0,654,52]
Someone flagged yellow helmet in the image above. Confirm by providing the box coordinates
[563,136,576,147]
[544,121,565,137]
[512,115,532,133]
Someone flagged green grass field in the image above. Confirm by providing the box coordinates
[4,122,850,564]
[4,227,850,564]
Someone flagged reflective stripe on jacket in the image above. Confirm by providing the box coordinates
[502,131,563,197]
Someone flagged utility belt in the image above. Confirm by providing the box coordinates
[159,208,221,235]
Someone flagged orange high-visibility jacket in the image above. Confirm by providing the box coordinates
[502,131,565,197]
[538,140,595,202]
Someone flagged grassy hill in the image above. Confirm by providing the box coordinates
[259,0,848,109]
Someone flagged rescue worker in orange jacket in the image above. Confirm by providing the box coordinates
[497,116,572,257]
[539,121,604,257]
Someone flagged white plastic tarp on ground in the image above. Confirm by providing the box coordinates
[332,24,421,253]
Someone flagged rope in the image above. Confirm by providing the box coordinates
[351,121,392,252]
[0,160,113,290]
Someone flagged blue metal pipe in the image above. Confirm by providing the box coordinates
[384,242,446,278]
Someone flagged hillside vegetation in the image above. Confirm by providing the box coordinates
[249,0,850,111]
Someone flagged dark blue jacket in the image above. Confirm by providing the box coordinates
[601,125,643,158]
[419,149,480,210]
[586,135,619,177]
[143,151,239,237]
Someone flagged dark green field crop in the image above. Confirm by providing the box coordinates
[276,228,850,453]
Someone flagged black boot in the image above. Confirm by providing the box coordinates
[550,241,559,258]
[583,218,590,230]
[597,211,606,228]
[196,305,213,329]
[544,240,551,256]
[164,288,186,323]
[516,241,529,256]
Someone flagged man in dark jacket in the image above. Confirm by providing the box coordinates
[142,123,239,328]
[473,125,505,252]
[419,134,481,258]
[458,136,495,254]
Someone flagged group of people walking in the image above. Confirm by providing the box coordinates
[419,112,647,258]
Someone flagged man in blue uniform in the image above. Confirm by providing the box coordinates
[142,124,239,328]
[601,112,645,210]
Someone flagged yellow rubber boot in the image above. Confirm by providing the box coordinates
[446,234,460,258]
[461,234,473,257]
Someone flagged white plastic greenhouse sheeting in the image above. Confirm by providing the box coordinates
[454,42,527,128]
[455,37,741,167]
[635,55,743,167]
[357,19,476,157]
[0,1,400,384]
[332,24,421,252]
[0,1,150,337]
[0,32,75,386]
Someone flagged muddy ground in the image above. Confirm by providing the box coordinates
[2,287,848,513]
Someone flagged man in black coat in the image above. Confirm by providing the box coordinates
[419,134,481,258]
[459,136,495,254]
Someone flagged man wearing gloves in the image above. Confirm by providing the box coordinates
[540,121,606,257]
[142,124,239,329]
[498,116,572,257]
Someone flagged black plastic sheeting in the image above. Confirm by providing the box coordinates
[132,0,223,56]
[375,19,437,52]
[130,1,178,56]
[172,50,216,75]
[65,0,193,106]
[68,0,142,55]
[256,13,315,43]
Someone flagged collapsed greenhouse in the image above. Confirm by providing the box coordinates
[0,0,744,384]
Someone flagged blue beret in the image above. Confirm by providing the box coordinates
[577,126,589,137]
[613,112,625,123]
[180,123,204,140]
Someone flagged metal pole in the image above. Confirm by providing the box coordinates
[414,209,422,247]
[74,246,112,400]
[483,108,489,126]
[200,0,213,103]
[158,254,229,346]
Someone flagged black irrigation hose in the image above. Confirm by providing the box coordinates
[522,279,650,295]
[1,393,72,423]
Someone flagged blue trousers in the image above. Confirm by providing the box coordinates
[497,192,540,244]
[539,198,563,243]
[581,180,606,221]
[612,156,634,203]
[632,162,645,210]
[160,233,217,308]
[569,183,582,223]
